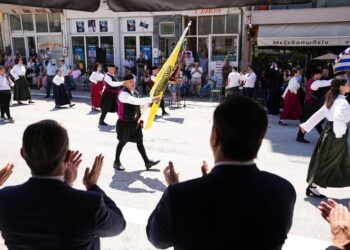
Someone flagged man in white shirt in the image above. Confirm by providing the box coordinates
[59,59,72,99]
[44,59,57,99]
[241,65,257,98]
[191,62,203,96]
[113,74,161,171]
[226,67,240,96]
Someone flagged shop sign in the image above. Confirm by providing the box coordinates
[183,8,228,16]
[258,37,350,47]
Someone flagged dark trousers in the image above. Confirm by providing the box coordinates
[160,97,166,114]
[115,138,149,165]
[226,87,239,97]
[64,76,72,99]
[46,75,54,97]
[243,87,254,98]
[0,90,11,119]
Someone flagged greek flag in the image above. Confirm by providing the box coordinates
[334,47,350,74]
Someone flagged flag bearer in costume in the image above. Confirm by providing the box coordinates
[99,63,123,126]
[113,74,161,171]
[300,47,350,198]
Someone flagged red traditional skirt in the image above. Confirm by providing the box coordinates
[280,90,302,120]
[91,81,103,108]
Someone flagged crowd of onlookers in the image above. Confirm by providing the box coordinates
[0,95,349,249]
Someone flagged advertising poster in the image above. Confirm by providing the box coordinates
[127,19,136,32]
[88,20,96,32]
[76,21,84,33]
[74,47,84,61]
[99,20,108,32]
[88,45,96,58]
[141,45,152,61]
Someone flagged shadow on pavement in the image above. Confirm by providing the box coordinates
[98,124,116,133]
[264,114,316,157]
[110,169,166,194]
[162,117,185,125]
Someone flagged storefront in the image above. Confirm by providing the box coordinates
[119,16,153,73]
[3,5,63,61]
[246,7,350,70]
[69,18,115,68]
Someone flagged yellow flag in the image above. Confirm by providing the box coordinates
[145,22,191,129]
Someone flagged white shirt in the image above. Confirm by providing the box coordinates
[300,95,350,138]
[0,75,12,91]
[241,71,257,88]
[118,91,152,106]
[184,57,194,70]
[53,75,65,86]
[227,71,240,88]
[46,63,57,76]
[282,77,300,98]
[10,64,26,80]
[191,67,203,78]
[104,74,123,87]
[89,71,104,84]
[311,79,332,91]
[124,60,134,68]
[59,64,71,77]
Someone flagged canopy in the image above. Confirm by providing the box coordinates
[0,0,310,12]
[258,23,350,47]
[313,53,337,60]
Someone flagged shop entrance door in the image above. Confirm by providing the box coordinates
[123,35,152,74]
[12,36,36,63]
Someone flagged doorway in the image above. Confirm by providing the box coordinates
[11,36,36,62]
[123,35,153,74]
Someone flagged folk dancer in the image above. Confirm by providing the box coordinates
[89,64,104,111]
[99,63,123,126]
[10,57,34,105]
[53,69,75,109]
[113,74,161,171]
[0,66,14,123]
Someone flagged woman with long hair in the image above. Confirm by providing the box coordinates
[0,66,14,123]
[279,68,302,125]
[300,76,350,198]
[89,64,104,111]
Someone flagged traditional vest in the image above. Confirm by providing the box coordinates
[117,87,141,121]
[104,73,120,94]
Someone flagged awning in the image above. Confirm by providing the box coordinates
[257,23,350,47]
[0,0,310,12]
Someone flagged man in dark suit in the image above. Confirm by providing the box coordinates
[0,119,126,249]
[147,95,296,250]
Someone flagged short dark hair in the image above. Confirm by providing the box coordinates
[22,120,69,176]
[123,74,134,81]
[213,96,268,161]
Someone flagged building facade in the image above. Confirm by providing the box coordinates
[245,1,350,69]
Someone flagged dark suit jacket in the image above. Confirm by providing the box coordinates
[0,178,126,250]
[147,164,296,250]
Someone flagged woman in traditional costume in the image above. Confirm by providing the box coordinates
[300,47,350,198]
[53,69,75,109]
[10,57,33,105]
[89,64,104,111]
[279,68,302,126]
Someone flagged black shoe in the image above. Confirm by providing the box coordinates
[17,101,23,105]
[7,118,14,123]
[296,137,310,143]
[162,111,169,116]
[306,186,326,198]
[29,100,35,104]
[145,160,160,170]
[279,120,288,126]
[99,120,108,126]
[113,162,125,171]
[69,104,75,108]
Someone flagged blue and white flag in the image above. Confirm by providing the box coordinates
[334,47,350,74]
